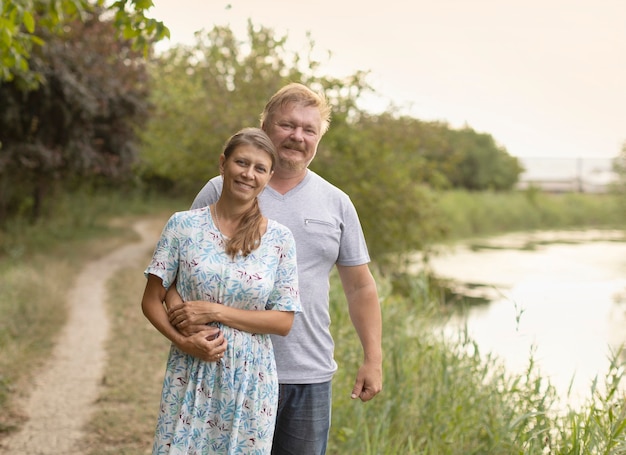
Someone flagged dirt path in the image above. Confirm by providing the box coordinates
[1,219,161,455]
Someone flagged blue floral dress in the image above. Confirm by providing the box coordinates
[145,207,301,455]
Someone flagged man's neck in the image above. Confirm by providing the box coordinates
[269,169,308,195]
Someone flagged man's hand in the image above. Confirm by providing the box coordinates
[351,360,383,402]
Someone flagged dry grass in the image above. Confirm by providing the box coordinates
[80,255,170,454]
[0,226,139,438]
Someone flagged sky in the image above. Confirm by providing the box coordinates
[149,0,626,160]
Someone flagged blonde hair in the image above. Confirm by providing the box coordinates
[260,83,332,135]
[221,128,276,258]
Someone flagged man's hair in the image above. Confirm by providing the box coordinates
[260,83,332,135]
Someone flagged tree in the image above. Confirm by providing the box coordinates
[417,124,523,191]
[1,0,168,88]
[316,112,449,269]
[446,127,523,191]
[138,20,371,194]
[0,10,151,221]
[139,21,529,269]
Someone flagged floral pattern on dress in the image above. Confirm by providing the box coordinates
[145,206,301,455]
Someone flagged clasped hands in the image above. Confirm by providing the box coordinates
[168,300,227,362]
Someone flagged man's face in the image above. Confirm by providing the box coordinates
[266,102,323,172]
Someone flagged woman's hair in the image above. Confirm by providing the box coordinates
[221,127,277,258]
[260,82,332,135]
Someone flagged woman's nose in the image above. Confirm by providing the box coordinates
[242,165,254,177]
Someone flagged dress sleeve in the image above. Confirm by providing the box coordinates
[266,228,301,313]
[144,213,181,290]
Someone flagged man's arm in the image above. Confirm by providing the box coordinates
[336,263,383,402]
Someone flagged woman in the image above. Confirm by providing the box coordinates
[141,127,301,454]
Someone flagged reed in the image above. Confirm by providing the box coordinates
[328,271,626,454]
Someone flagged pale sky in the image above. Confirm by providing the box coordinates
[149,0,626,160]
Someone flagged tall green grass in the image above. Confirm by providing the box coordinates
[328,270,626,454]
[437,190,626,241]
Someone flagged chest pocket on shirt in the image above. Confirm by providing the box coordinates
[304,218,335,229]
[303,218,341,257]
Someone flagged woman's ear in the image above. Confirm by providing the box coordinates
[219,154,226,176]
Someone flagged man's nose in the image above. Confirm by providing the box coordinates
[290,126,305,140]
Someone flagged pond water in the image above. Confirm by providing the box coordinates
[426,230,626,409]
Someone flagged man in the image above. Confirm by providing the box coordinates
[169,83,382,454]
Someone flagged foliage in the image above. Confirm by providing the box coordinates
[315,112,450,269]
[0,11,151,222]
[416,123,524,191]
[138,22,522,270]
[611,142,626,209]
[0,0,168,88]
[137,20,371,195]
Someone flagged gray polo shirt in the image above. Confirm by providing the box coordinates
[191,170,371,383]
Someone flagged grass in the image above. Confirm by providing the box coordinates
[436,190,626,242]
[1,188,626,453]
[80,260,169,454]
[0,188,185,440]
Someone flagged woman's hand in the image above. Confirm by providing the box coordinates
[177,327,227,362]
[168,300,220,336]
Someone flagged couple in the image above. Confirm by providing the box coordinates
[141,83,383,455]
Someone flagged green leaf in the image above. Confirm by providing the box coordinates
[22,11,35,33]
[133,0,154,10]
[31,35,45,46]
[0,27,13,47]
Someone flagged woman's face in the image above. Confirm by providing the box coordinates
[220,144,274,202]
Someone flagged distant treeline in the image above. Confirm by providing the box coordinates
[2,10,625,272]
[1,14,520,214]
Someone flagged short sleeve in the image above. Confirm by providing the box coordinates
[144,213,181,289]
[191,176,222,209]
[266,227,301,313]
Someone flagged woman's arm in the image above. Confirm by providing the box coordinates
[142,274,227,361]
[166,283,295,337]
[168,300,295,336]
[164,283,213,337]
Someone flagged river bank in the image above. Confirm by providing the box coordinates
[425,228,626,409]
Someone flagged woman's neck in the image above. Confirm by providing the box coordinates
[213,200,248,236]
